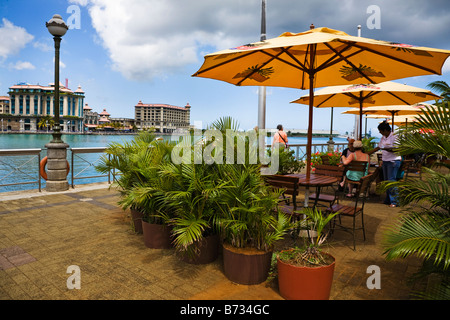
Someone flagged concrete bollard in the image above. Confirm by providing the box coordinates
[45,142,69,191]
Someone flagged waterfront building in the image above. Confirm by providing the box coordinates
[135,101,191,133]
[4,82,85,132]
[0,96,10,114]
[109,117,136,132]
[82,103,99,131]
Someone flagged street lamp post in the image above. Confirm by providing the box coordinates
[45,14,70,192]
[327,107,335,152]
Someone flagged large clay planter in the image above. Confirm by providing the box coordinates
[179,234,219,265]
[130,209,144,234]
[277,251,335,300]
[222,244,272,285]
[142,221,172,249]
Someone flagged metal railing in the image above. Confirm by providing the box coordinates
[274,142,347,161]
[0,148,42,192]
[0,142,347,193]
[70,147,112,188]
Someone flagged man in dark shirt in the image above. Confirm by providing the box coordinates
[339,138,355,190]
[341,138,355,159]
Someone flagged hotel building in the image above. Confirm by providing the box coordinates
[135,101,191,133]
[3,82,85,132]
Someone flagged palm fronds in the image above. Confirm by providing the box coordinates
[383,211,450,269]
[381,91,450,299]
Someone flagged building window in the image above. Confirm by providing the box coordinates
[34,95,38,115]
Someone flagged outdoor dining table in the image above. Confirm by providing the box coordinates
[286,173,338,208]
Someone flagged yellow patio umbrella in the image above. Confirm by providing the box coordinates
[192,26,450,178]
[341,103,437,127]
[290,81,440,139]
[365,114,420,127]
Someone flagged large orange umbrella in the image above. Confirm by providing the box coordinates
[192,26,450,178]
[290,81,440,139]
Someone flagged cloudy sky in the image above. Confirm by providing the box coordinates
[1,0,449,136]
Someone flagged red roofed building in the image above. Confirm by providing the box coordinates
[0,96,10,114]
[135,101,191,133]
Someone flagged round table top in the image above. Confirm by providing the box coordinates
[286,173,338,187]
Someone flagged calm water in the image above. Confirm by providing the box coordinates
[0,133,349,193]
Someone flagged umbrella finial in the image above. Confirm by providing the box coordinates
[310,23,315,29]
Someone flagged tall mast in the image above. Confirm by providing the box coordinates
[258,0,267,131]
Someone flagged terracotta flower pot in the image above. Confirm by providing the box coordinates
[130,209,144,234]
[277,251,335,300]
[142,220,172,249]
[222,244,272,285]
[179,234,219,265]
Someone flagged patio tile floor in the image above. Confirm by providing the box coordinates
[0,182,425,301]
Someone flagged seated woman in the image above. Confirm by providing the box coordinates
[340,140,369,197]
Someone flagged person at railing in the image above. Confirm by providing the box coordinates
[340,140,369,197]
[368,121,401,207]
[272,124,288,149]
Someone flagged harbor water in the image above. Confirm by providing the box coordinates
[0,133,349,193]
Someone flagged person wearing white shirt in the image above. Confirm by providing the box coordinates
[370,121,401,207]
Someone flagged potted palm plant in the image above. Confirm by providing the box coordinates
[217,163,292,285]
[276,207,339,300]
[161,162,223,264]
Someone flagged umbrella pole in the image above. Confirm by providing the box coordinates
[304,45,316,207]
[304,81,314,208]
[359,98,363,140]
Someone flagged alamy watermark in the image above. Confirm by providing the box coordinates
[67,265,81,289]
[366,265,381,289]
[66,5,81,30]
[366,5,381,30]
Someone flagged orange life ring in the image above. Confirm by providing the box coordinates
[40,156,70,180]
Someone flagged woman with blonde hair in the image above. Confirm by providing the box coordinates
[341,140,369,197]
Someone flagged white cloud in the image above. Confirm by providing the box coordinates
[0,18,34,59]
[33,41,52,52]
[9,61,35,70]
[76,0,450,82]
[78,0,258,81]
[68,0,89,6]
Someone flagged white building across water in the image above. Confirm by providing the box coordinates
[4,82,85,132]
[1,82,192,133]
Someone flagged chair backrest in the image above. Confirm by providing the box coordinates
[398,159,413,180]
[265,174,300,210]
[358,174,373,195]
[346,160,368,174]
[320,155,330,165]
[352,174,373,208]
[315,164,345,179]
[264,174,299,196]
[369,166,381,184]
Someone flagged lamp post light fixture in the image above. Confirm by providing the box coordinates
[45,14,70,192]
[46,14,68,143]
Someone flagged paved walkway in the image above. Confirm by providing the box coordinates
[0,182,423,300]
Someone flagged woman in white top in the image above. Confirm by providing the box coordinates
[370,121,401,207]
